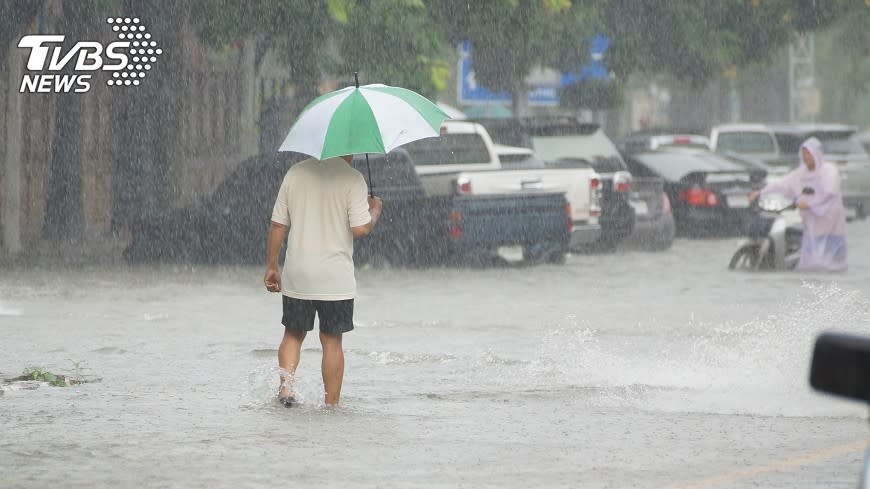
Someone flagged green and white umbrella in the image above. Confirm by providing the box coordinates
[278,81,450,160]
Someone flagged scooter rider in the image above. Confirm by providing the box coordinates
[749,137,847,272]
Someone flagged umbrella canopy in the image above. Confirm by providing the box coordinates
[278,83,450,160]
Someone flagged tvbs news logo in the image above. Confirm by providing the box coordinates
[18,17,163,93]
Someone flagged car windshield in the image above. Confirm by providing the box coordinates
[632,151,747,181]
[817,134,867,155]
[403,134,491,165]
[715,132,776,154]
[531,135,627,173]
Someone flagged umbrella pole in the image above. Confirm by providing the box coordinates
[365,153,374,197]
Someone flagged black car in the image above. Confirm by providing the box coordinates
[124,152,306,264]
[470,116,634,252]
[623,148,766,237]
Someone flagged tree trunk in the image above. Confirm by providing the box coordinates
[42,1,90,242]
[511,78,529,118]
[114,0,185,232]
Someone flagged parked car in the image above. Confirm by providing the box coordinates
[710,123,870,219]
[617,177,676,251]
[470,116,635,252]
[618,130,712,154]
[352,149,572,266]
[859,130,870,154]
[123,152,306,264]
[404,120,602,252]
[125,150,571,266]
[623,148,766,237]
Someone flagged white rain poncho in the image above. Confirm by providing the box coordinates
[760,137,848,272]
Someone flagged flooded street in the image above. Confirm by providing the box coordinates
[2,222,870,488]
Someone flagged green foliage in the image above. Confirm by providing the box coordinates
[22,368,67,387]
[815,4,870,127]
[560,78,624,110]
[334,0,449,98]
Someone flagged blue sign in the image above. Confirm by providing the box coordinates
[458,36,611,106]
[457,41,559,106]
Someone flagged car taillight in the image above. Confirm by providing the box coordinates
[614,171,632,193]
[565,203,573,233]
[448,210,463,238]
[589,178,601,217]
[456,177,472,194]
[679,187,719,207]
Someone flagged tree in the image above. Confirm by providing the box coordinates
[42,1,96,242]
[595,0,853,86]
[431,0,592,116]
[334,0,449,98]
[114,0,186,231]
[192,0,340,117]
[0,0,44,67]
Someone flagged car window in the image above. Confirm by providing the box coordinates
[531,134,627,173]
[632,152,746,181]
[772,133,804,155]
[815,133,868,155]
[497,153,546,169]
[624,157,658,178]
[403,134,491,166]
[715,132,776,154]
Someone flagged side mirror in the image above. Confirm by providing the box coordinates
[810,331,870,402]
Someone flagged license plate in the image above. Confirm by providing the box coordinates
[629,200,649,215]
[727,194,750,208]
[497,245,524,262]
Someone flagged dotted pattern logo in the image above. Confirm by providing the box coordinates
[105,17,162,87]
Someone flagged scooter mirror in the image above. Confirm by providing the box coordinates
[810,331,870,402]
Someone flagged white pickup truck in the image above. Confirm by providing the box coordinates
[402,120,602,250]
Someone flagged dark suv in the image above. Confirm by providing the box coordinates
[470,116,634,251]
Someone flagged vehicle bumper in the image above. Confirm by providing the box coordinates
[569,222,602,248]
[621,213,675,249]
[677,208,754,235]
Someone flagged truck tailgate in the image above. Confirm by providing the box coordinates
[445,193,570,248]
[458,168,596,222]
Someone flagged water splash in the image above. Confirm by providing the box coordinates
[0,302,23,316]
[523,282,870,416]
[242,363,324,409]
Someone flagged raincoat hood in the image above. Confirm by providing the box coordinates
[800,136,825,171]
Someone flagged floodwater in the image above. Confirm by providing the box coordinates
[2,223,870,488]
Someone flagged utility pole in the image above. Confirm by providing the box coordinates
[788,33,817,122]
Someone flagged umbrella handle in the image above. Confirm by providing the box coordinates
[365,152,375,198]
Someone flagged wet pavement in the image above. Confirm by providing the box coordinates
[2,221,870,488]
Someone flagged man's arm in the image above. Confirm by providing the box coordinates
[264,221,288,292]
[351,196,383,238]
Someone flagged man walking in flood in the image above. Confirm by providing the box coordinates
[264,155,382,406]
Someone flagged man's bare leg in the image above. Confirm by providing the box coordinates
[320,331,344,405]
[278,328,306,400]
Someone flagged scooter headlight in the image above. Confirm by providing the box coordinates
[759,194,791,212]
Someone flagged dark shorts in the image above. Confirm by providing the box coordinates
[281,295,354,334]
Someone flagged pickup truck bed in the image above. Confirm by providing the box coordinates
[352,154,570,266]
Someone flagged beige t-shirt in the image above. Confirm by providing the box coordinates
[271,157,371,300]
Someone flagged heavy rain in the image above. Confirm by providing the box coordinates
[2,1,870,488]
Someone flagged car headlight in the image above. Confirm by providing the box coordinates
[759,194,791,211]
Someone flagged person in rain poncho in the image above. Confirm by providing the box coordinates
[750,137,848,272]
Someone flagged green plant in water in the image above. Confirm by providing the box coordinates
[21,367,68,387]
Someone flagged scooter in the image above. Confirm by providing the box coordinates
[728,195,803,271]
